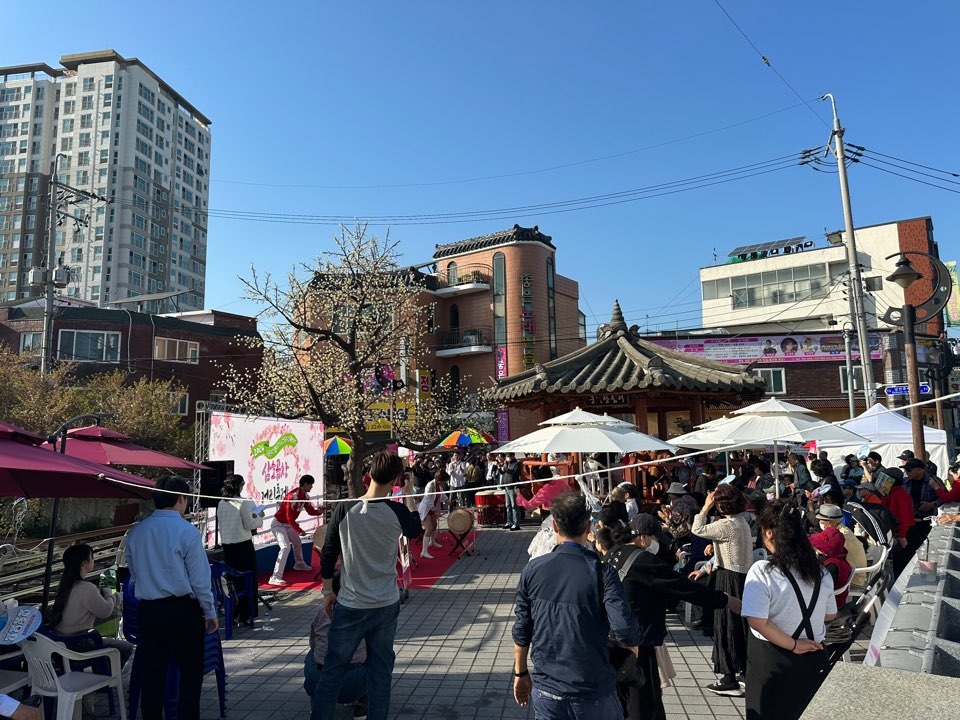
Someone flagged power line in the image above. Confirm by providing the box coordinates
[845,146,960,187]
[711,0,829,129]
[845,145,959,179]
[210,102,816,190]
[852,159,960,196]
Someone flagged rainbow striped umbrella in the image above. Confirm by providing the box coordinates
[323,436,353,456]
[438,427,497,448]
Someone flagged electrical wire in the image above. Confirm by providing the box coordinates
[845,145,959,179]
[851,159,960,196]
[711,0,829,129]
[210,101,817,190]
[845,147,960,187]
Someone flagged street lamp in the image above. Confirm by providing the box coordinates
[884,252,954,461]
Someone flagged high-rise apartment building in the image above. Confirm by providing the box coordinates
[0,50,210,311]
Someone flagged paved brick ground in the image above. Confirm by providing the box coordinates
[101,525,770,719]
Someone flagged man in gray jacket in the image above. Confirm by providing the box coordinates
[315,451,423,720]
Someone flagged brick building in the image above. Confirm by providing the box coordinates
[0,302,262,422]
[419,225,586,441]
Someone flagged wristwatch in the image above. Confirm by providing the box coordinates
[513,669,529,677]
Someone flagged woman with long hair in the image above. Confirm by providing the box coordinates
[692,484,752,696]
[417,469,447,559]
[742,500,837,720]
[217,473,264,624]
[47,543,133,665]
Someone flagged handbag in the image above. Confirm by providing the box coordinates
[596,547,646,688]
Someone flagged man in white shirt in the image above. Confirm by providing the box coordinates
[446,453,467,509]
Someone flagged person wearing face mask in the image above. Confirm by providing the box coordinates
[603,514,739,720]
[815,504,866,588]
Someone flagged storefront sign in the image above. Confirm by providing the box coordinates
[520,274,536,369]
[494,346,510,441]
[654,333,882,364]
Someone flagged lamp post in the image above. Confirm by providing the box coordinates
[884,253,953,460]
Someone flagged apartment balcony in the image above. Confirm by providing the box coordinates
[431,264,491,297]
[435,326,494,357]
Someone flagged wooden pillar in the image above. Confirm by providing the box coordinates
[690,397,704,427]
[634,397,649,434]
[657,409,668,440]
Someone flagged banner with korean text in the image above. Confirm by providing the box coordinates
[207,412,325,547]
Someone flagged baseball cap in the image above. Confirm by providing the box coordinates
[898,450,915,461]
[629,513,661,536]
[839,479,859,490]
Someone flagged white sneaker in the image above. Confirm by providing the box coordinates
[420,550,434,559]
[293,563,312,571]
[268,576,288,585]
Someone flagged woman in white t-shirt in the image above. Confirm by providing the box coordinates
[741,500,837,720]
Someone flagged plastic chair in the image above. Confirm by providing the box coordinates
[210,561,255,640]
[37,627,117,715]
[849,544,889,601]
[0,647,29,695]
[121,579,227,720]
[20,633,126,720]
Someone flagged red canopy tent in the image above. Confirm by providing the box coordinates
[43,425,208,471]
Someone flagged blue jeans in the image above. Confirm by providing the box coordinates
[531,687,622,720]
[303,652,367,710]
[504,487,519,526]
[311,601,400,720]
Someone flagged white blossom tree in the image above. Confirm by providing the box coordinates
[224,223,479,496]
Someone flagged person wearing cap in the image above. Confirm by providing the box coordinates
[879,468,917,577]
[840,455,863,482]
[815,504,867,589]
[692,484,752,696]
[809,526,853,608]
[861,451,885,483]
[512,491,640,719]
[603,512,739,719]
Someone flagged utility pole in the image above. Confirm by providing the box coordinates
[38,155,107,375]
[843,327,856,418]
[822,94,875,409]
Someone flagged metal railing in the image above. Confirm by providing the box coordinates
[434,264,491,290]
[437,326,493,350]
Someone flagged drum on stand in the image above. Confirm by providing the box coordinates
[447,507,474,535]
[475,490,506,526]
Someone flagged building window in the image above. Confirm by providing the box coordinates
[839,366,864,394]
[19,331,42,357]
[578,311,587,343]
[449,303,459,330]
[171,392,189,416]
[57,330,121,363]
[446,261,458,286]
[752,367,786,395]
[546,257,557,359]
[154,337,199,364]
[492,252,506,347]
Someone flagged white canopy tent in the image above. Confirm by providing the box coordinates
[820,403,949,473]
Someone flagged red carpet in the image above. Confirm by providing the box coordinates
[257,529,479,593]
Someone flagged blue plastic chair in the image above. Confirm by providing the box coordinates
[210,561,256,639]
[121,579,228,720]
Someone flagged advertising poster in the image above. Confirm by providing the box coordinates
[654,333,882,364]
[207,412,325,547]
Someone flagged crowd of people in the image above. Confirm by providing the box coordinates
[512,445,960,720]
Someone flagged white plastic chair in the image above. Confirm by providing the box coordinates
[0,648,29,695]
[850,544,889,592]
[20,633,126,720]
[833,571,855,598]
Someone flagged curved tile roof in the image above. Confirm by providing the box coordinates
[433,224,554,259]
[486,300,766,402]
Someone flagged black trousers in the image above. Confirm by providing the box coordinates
[222,539,259,622]
[138,596,205,720]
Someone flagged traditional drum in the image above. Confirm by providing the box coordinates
[475,490,506,526]
[447,507,474,535]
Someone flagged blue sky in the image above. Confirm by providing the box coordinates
[7,2,959,339]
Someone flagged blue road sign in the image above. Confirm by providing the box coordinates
[884,383,931,396]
